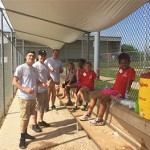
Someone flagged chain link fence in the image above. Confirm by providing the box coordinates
[80,2,150,101]
[0,9,24,122]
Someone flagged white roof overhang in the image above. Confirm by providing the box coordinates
[2,0,149,49]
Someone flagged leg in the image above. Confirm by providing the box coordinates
[55,83,60,96]
[86,91,102,116]
[65,84,79,106]
[19,99,36,149]
[98,94,111,121]
[79,87,89,103]
[66,83,81,101]
[47,86,52,110]
[51,83,56,106]
[65,85,71,100]
[31,111,37,125]
[31,99,42,132]
[60,88,65,98]
[79,91,105,121]
[76,91,81,105]
[20,119,29,133]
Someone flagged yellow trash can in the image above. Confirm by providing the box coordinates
[138,72,150,120]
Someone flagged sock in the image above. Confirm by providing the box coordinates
[21,133,25,139]
[83,102,87,105]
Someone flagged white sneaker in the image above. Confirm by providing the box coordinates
[89,117,105,126]
[79,114,90,121]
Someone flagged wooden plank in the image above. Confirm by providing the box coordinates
[75,117,137,150]
[59,76,149,150]
[58,94,138,150]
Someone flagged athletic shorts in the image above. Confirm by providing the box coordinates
[18,98,36,120]
[101,88,121,97]
[36,90,49,112]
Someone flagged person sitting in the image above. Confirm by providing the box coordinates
[73,62,97,110]
[65,58,86,106]
[79,53,136,126]
[60,62,77,99]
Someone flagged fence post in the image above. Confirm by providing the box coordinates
[1,9,5,116]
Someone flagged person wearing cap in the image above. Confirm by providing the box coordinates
[12,50,48,149]
[45,49,63,111]
[31,50,52,133]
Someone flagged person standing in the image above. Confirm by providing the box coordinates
[31,50,52,133]
[12,50,47,149]
[45,49,63,111]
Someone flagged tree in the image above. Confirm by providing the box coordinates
[121,44,140,61]
[121,44,138,53]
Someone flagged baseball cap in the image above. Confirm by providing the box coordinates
[38,50,46,55]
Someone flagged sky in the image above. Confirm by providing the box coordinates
[99,2,150,51]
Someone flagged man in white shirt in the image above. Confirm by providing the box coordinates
[45,49,63,111]
[12,50,47,149]
[31,50,52,133]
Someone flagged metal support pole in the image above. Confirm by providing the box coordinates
[15,38,18,66]
[87,33,89,61]
[15,35,18,67]
[94,32,100,80]
[11,31,14,97]
[65,44,68,76]
[81,36,84,58]
[1,10,5,116]
[22,39,25,56]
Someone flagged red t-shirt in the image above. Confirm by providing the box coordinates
[80,70,97,90]
[77,68,85,83]
[112,67,135,96]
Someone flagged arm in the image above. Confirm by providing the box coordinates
[126,68,135,93]
[65,71,69,82]
[76,68,80,82]
[68,69,76,85]
[125,80,133,93]
[12,76,34,94]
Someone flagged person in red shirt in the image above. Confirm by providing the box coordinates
[79,53,135,125]
[74,62,97,110]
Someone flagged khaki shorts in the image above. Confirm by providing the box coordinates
[36,90,49,111]
[18,98,36,120]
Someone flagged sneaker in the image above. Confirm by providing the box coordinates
[89,118,105,126]
[25,133,35,140]
[65,100,73,106]
[72,105,77,110]
[80,103,88,111]
[79,114,90,121]
[38,121,50,127]
[19,138,26,149]
[51,105,58,111]
[32,124,42,132]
